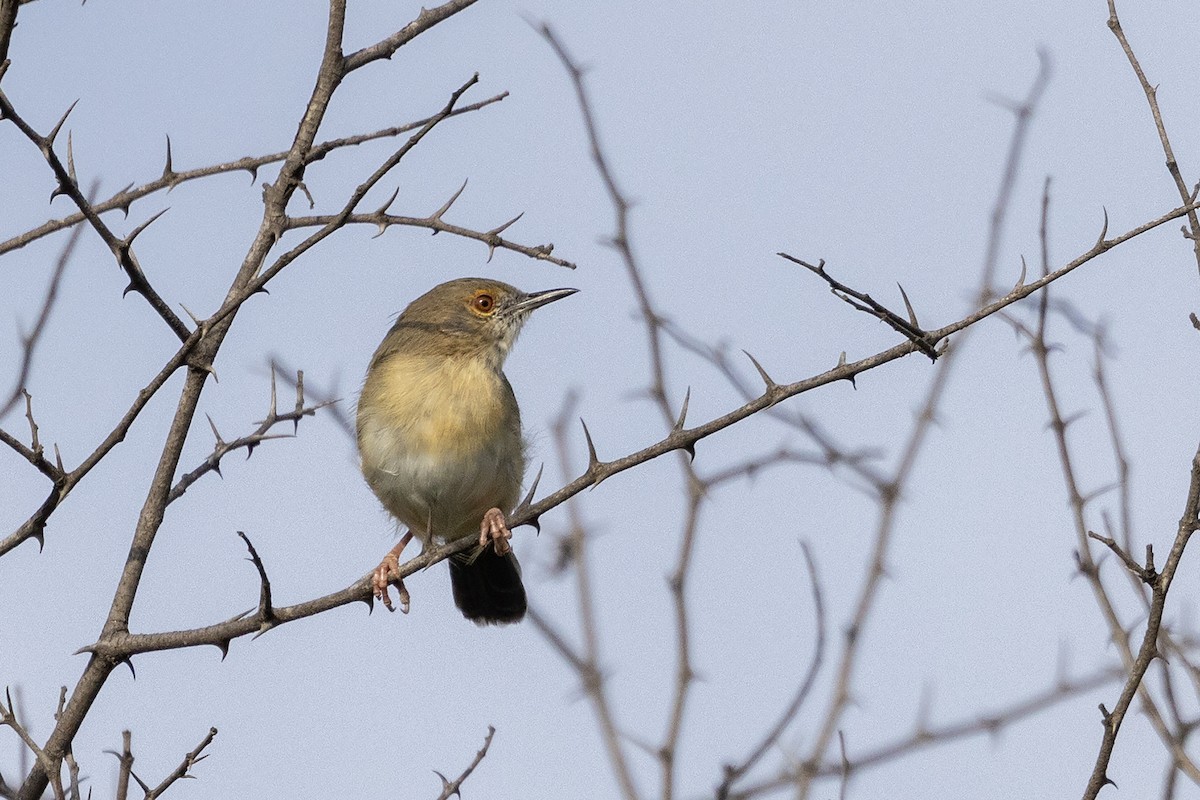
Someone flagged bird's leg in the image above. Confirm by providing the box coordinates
[373,530,414,613]
[479,507,512,555]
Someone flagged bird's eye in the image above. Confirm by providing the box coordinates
[472,293,495,314]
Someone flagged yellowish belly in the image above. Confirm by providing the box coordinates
[357,354,525,541]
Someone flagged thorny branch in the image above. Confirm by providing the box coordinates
[734,666,1122,797]
[0,93,190,341]
[1105,0,1200,278]
[433,726,495,800]
[4,2,1200,799]
[0,93,509,257]
[779,50,1050,800]
[1016,290,1200,796]
[777,254,939,361]
[44,182,1200,685]
[8,2,487,797]
[167,369,333,505]
[284,199,574,268]
[531,391,641,800]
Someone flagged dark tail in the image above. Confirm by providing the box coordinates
[449,548,527,625]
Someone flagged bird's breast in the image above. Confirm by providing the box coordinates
[357,353,525,541]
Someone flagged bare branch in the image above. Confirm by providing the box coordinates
[433,726,494,800]
[0,93,509,257]
[777,254,938,360]
[1106,1,1200,277]
[740,667,1122,796]
[717,543,826,799]
[167,372,334,504]
[144,727,217,800]
[0,95,190,340]
[284,206,574,268]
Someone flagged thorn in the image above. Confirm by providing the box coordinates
[1060,410,1087,430]
[250,623,275,641]
[65,131,76,185]
[115,183,135,217]
[206,413,224,446]
[1094,206,1109,250]
[484,212,525,262]
[374,186,399,216]
[433,770,458,798]
[516,463,544,515]
[126,207,169,246]
[122,281,137,298]
[50,176,73,203]
[245,164,259,184]
[742,350,777,390]
[430,178,468,222]
[487,212,524,238]
[161,134,174,182]
[896,283,919,327]
[580,418,601,469]
[1014,257,1027,290]
[54,443,64,474]
[121,657,136,680]
[212,640,230,660]
[673,387,691,432]
[836,351,858,388]
[46,99,80,148]
[180,303,202,327]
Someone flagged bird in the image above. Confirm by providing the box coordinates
[356,277,577,625]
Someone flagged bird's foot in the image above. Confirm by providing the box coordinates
[479,507,512,555]
[373,532,413,613]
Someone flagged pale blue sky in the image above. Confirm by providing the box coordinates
[3,1,1200,798]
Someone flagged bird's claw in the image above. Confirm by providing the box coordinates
[373,554,410,614]
[479,507,513,555]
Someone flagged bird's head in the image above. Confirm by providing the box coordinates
[389,277,578,365]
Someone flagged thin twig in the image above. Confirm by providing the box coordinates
[0,192,89,420]
[1106,0,1200,277]
[433,726,494,800]
[144,727,217,800]
[717,543,826,799]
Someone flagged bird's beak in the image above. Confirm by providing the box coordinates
[508,287,579,315]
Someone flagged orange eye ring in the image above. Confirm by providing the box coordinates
[472,293,496,314]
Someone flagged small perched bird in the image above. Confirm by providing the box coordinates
[356,277,577,625]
